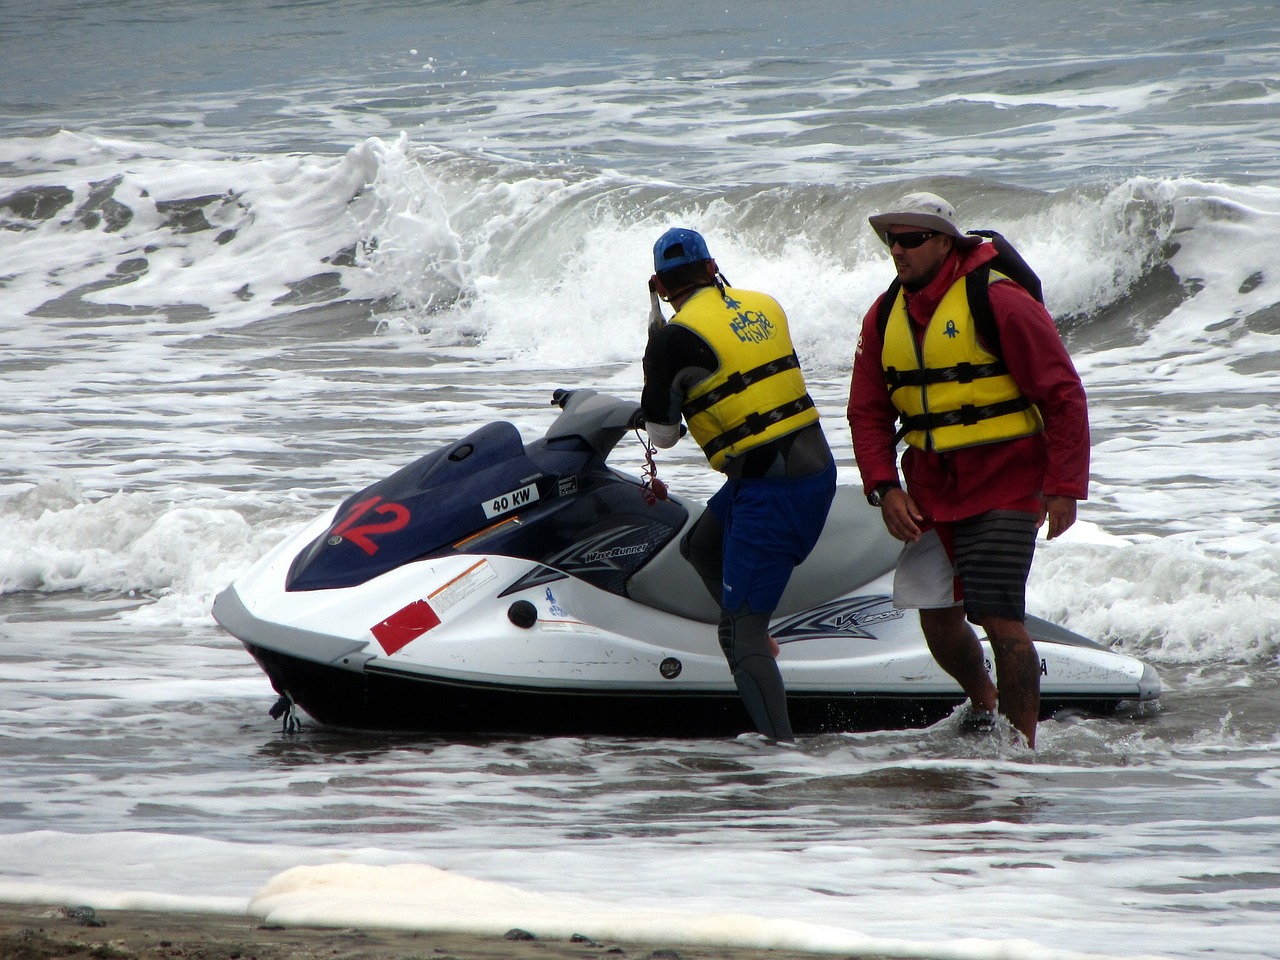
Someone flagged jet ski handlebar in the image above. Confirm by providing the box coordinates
[548,387,688,460]
[546,388,646,458]
[551,387,638,420]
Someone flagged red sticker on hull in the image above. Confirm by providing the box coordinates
[371,599,441,655]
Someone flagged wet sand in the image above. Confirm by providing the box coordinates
[0,902,894,960]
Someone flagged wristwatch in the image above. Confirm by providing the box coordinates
[867,482,899,507]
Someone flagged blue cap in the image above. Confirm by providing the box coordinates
[653,227,712,273]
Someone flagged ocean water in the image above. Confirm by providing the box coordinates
[3,2,1280,958]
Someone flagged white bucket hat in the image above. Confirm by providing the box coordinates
[868,192,982,248]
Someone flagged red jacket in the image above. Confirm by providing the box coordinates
[847,244,1090,523]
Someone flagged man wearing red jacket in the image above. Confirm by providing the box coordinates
[847,193,1089,748]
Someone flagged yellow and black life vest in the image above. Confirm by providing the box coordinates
[881,275,1043,452]
[672,286,817,471]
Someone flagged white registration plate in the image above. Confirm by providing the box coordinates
[482,481,540,519]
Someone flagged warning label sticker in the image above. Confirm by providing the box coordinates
[428,558,496,613]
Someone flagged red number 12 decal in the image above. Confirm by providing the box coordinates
[330,495,411,556]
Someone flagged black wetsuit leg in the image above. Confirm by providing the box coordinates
[680,508,724,604]
[682,494,798,742]
[719,607,794,742]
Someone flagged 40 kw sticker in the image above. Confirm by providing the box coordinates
[482,481,540,519]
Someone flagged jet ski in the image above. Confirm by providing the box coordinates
[212,388,1161,738]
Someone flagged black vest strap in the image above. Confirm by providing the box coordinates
[700,394,815,460]
[682,352,801,419]
[893,395,1033,444]
[885,359,1009,395]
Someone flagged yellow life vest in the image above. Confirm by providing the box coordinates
[880,275,1043,452]
[672,286,818,471]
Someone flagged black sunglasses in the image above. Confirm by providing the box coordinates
[884,230,937,250]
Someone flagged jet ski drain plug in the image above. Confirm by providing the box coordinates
[508,600,538,629]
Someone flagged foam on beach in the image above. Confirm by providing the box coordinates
[248,862,1170,960]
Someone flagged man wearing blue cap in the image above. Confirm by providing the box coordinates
[641,228,836,742]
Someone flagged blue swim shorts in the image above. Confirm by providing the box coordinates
[707,460,836,615]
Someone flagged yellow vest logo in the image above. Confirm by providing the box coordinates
[729,308,775,344]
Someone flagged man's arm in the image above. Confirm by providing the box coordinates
[641,323,716,448]
[988,281,1091,503]
[847,295,903,494]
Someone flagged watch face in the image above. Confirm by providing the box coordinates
[870,484,894,506]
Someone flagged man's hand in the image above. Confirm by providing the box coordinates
[645,421,681,450]
[879,487,924,542]
[1039,495,1077,540]
[648,276,667,334]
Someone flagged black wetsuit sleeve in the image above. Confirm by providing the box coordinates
[641,322,717,426]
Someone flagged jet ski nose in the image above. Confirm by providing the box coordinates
[1137,662,1162,701]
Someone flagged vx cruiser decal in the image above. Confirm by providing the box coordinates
[771,595,905,642]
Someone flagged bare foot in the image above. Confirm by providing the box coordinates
[768,635,780,658]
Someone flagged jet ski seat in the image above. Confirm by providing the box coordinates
[626,486,902,624]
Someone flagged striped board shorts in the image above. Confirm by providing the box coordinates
[891,509,1039,621]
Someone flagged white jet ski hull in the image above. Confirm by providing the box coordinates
[213,389,1159,737]
[214,506,1159,737]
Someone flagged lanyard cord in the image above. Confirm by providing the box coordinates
[635,427,669,506]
